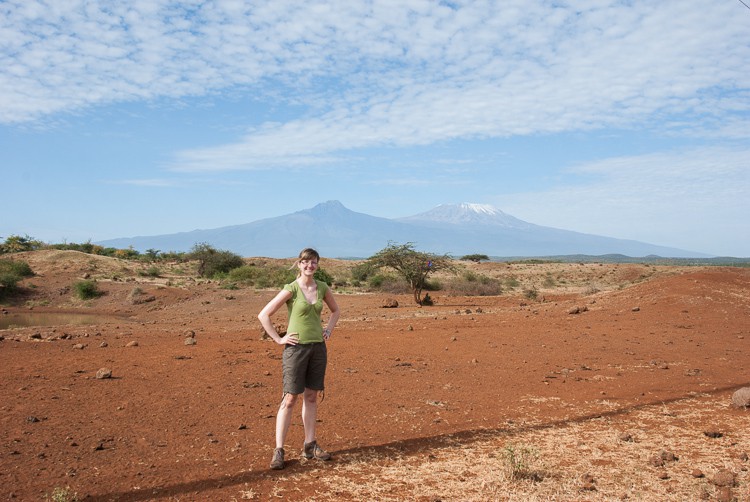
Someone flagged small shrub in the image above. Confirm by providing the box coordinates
[503,443,543,482]
[423,278,442,291]
[504,276,520,288]
[368,274,408,294]
[226,264,296,289]
[351,262,376,282]
[73,280,102,300]
[0,259,34,298]
[45,486,78,502]
[523,288,539,300]
[422,293,434,305]
[449,271,502,296]
[314,267,334,286]
[139,266,161,278]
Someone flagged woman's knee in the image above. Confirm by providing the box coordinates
[302,388,318,404]
[280,393,299,409]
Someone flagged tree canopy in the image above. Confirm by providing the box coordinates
[368,242,453,305]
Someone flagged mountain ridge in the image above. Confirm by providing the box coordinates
[96,200,711,259]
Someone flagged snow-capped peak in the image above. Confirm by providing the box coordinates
[459,203,502,216]
[398,203,532,229]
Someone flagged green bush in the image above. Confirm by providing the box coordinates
[0,259,34,278]
[226,264,296,289]
[449,271,502,296]
[188,243,244,278]
[351,262,376,282]
[139,266,161,278]
[314,267,334,286]
[73,280,102,300]
[0,259,34,298]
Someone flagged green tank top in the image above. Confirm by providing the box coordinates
[283,280,329,344]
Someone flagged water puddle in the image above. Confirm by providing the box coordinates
[0,312,125,330]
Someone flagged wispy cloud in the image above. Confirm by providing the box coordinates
[3,0,749,168]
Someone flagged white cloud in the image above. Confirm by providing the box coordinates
[2,1,749,151]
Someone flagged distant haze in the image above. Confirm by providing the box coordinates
[96,201,710,259]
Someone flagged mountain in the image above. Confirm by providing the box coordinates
[96,200,710,258]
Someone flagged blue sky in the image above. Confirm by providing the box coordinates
[2,0,749,257]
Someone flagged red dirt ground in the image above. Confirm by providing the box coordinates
[1,251,748,501]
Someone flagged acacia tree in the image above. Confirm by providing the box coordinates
[368,242,453,305]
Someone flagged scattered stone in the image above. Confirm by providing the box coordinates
[475,307,483,313]
[738,451,748,462]
[691,469,705,478]
[731,387,750,408]
[657,470,669,480]
[381,299,398,308]
[684,368,701,376]
[72,343,85,350]
[704,430,723,438]
[649,455,665,467]
[28,333,42,340]
[619,432,634,442]
[711,469,736,487]
[464,309,472,314]
[660,450,678,462]
[568,306,581,314]
[95,368,112,379]
[238,424,247,430]
[99,341,108,348]
[184,330,195,337]
[125,341,139,347]
[716,487,734,502]
[184,337,197,346]
[632,306,640,312]
[26,416,40,423]
[407,324,414,331]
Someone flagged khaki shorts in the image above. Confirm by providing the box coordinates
[282,342,327,395]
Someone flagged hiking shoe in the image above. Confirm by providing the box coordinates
[270,447,285,470]
[303,440,331,461]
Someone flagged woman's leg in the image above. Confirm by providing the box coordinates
[301,388,318,444]
[275,393,298,449]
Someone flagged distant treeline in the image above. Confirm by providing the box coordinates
[2,235,748,267]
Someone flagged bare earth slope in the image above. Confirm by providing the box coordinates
[1,251,748,501]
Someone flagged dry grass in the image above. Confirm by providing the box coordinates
[292,394,748,501]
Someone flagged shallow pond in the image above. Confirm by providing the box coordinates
[0,312,123,330]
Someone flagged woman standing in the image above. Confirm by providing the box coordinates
[257,248,340,470]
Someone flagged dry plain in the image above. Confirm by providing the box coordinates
[1,250,749,501]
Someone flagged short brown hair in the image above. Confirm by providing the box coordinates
[298,248,320,262]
